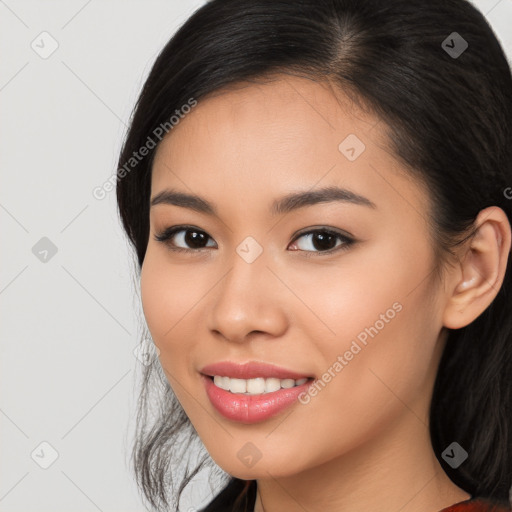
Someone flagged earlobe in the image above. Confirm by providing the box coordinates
[442,207,511,330]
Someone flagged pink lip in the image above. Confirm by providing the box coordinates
[201,374,314,424]
[200,361,314,380]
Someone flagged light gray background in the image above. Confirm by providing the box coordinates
[1,1,511,511]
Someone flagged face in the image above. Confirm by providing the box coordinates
[140,75,448,479]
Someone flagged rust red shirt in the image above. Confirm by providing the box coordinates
[439,497,511,511]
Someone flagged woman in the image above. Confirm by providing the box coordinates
[116,0,512,510]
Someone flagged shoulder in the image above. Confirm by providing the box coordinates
[439,497,511,512]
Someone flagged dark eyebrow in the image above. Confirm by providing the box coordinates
[271,186,376,214]
[150,186,376,215]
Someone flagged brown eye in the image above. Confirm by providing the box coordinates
[154,225,355,256]
[154,226,216,252]
[289,229,354,255]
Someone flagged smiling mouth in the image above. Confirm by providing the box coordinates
[204,374,315,395]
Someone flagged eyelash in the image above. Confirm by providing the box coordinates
[153,225,355,257]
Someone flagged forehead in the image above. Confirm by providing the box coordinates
[150,75,429,221]
[153,75,379,170]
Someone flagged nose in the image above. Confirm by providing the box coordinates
[206,247,288,344]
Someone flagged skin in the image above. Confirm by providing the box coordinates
[140,74,511,512]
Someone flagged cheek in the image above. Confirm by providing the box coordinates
[255,273,438,473]
[139,252,202,400]
[286,242,414,340]
[140,259,192,390]
[140,250,201,341]
[292,238,438,404]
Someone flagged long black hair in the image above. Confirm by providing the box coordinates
[115,0,512,510]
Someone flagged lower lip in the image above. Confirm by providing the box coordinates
[201,374,314,424]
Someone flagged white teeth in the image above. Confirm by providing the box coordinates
[229,378,247,393]
[212,375,310,394]
[215,376,230,390]
[246,377,265,394]
[265,378,281,393]
[281,378,295,389]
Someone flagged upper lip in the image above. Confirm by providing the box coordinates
[200,361,314,380]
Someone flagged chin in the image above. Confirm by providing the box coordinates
[210,452,305,481]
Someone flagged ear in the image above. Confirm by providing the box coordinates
[443,206,511,330]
